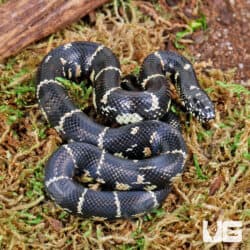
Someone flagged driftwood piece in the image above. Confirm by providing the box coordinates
[0,0,110,61]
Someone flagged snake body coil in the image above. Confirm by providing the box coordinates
[36,42,215,219]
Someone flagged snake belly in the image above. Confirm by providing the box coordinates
[36,42,215,219]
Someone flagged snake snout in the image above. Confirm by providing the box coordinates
[186,94,215,123]
[197,98,216,122]
[202,105,216,121]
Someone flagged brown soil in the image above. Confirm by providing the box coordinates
[188,0,250,84]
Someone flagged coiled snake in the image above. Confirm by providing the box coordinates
[36,42,215,219]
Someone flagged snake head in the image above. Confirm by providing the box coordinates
[183,90,215,123]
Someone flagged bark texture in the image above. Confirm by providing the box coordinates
[0,0,110,60]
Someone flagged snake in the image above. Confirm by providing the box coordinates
[36,41,215,219]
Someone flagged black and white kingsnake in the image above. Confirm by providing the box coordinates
[36,42,215,219]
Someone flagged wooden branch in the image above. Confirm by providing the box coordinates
[0,0,110,61]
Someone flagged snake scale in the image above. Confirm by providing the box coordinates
[36,42,215,219]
